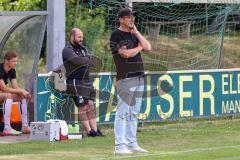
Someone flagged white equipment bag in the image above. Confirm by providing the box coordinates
[47,120,68,140]
[52,66,67,92]
[30,120,68,141]
[30,121,60,141]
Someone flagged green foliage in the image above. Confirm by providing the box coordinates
[75,7,105,50]
[0,0,47,11]
[38,57,46,73]
[65,0,76,41]
[14,0,47,11]
[65,2,106,45]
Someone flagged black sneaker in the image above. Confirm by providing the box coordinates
[87,129,97,137]
[96,128,104,137]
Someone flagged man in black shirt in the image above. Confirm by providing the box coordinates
[62,28,103,137]
[110,8,151,154]
[0,51,31,136]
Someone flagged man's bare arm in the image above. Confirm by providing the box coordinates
[0,79,21,95]
[130,26,151,52]
[11,79,31,99]
[118,44,143,58]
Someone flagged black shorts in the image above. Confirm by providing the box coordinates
[72,96,89,107]
[66,79,96,100]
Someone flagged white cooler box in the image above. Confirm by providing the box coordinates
[30,121,61,141]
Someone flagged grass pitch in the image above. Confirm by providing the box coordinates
[1,117,240,160]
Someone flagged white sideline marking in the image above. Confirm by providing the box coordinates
[94,145,240,160]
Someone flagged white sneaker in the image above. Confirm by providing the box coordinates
[2,128,22,136]
[128,146,148,153]
[114,148,133,155]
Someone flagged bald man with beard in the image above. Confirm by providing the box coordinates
[62,28,103,137]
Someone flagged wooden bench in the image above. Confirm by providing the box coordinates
[145,20,194,40]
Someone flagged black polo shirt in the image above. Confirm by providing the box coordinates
[110,29,144,81]
[0,63,16,85]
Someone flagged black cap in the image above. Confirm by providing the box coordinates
[118,8,138,18]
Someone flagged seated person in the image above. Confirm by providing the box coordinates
[0,50,31,136]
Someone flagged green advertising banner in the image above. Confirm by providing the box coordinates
[36,69,240,124]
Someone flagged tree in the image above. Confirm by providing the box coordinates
[0,0,47,11]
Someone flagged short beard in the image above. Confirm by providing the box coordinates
[72,40,79,46]
[74,40,84,46]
